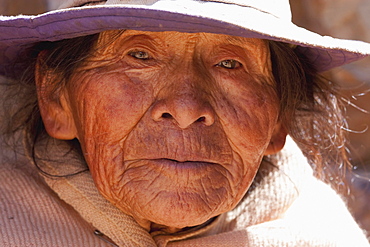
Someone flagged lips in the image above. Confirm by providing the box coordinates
[123,158,225,181]
[149,158,218,168]
[124,158,219,170]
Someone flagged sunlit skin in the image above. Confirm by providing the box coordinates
[35,30,287,233]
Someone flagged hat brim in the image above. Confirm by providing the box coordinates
[1,1,370,77]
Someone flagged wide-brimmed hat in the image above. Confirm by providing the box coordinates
[1,0,370,78]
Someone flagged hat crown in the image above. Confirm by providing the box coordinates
[2,0,368,78]
[55,0,292,21]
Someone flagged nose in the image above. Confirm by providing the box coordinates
[151,85,215,129]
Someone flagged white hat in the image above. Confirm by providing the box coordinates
[1,0,369,77]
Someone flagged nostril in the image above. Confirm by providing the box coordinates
[151,101,215,127]
[196,116,206,122]
[161,113,172,119]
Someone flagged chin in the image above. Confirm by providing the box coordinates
[142,190,233,230]
[153,207,213,229]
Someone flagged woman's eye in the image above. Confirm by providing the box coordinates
[128,50,150,60]
[217,59,241,69]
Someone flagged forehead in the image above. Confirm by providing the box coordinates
[98,30,268,50]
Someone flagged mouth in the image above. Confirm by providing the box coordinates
[126,158,221,172]
[152,158,219,166]
[139,158,224,179]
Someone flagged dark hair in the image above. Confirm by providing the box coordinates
[1,32,350,192]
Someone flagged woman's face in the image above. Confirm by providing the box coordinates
[36,30,286,232]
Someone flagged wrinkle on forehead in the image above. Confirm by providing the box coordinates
[96,29,269,53]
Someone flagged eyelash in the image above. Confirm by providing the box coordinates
[126,50,242,70]
[128,50,151,60]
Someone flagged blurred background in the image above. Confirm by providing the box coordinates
[289,0,370,238]
[1,0,370,238]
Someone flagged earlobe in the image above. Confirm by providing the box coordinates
[264,123,287,155]
[35,57,77,140]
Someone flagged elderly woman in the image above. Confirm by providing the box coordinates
[0,0,370,246]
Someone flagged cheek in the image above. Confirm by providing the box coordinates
[70,71,154,142]
[216,85,279,201]
[67,72,156,184]
[214,79,279,163]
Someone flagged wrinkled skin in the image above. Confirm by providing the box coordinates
[35,30,287,233]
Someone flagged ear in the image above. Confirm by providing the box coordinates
[35,55,77,140]
[264,123,287,155]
